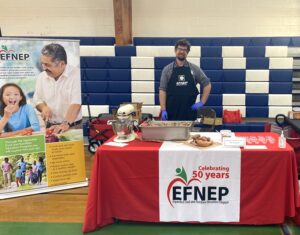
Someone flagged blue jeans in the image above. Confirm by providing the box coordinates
[38,170,43,183]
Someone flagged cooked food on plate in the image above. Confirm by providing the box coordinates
[191,134,214,147]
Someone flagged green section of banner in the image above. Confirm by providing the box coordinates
[0,135,45,156]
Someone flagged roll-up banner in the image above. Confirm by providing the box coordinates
[0,38,87,199]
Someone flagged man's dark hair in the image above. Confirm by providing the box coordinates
[41,43,67,64]
[175,39,191,52]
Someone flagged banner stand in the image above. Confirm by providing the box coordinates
[0,38,86,199]
[0,179,88,200]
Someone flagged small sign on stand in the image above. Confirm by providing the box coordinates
[223,137,246,147]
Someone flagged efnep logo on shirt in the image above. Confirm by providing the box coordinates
[167,166,229,208]
[176,75,188,86]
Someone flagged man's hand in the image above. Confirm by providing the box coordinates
[191,101,203,111]
[50,122,70,134]
[161,110,168,121]
[41,106,52,121]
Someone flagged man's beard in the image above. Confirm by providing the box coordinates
[177,56,186,61]
[45,70,52,75]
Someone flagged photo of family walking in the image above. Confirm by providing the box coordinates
[0,154,46,193]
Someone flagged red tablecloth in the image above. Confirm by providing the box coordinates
[265,123,300,170]
[83,132,300,233]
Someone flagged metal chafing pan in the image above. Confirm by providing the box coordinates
[139,121,193,141]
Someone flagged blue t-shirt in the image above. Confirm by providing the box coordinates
[37,162,44,172]
[16,169,22,177]
[0,104,40,132]
[18,161,27,172]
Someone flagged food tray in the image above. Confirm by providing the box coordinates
[139,121,193,141]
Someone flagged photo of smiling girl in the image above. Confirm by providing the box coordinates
[0,83,40,136]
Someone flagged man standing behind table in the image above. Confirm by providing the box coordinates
[159,39,211,121]
[33,43,82,134]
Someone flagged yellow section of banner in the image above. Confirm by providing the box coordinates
[46,140,86,187]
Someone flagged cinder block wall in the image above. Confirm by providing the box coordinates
[1,0,300,37]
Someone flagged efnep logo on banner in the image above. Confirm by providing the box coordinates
[159,143,241,222]
[167,166,229,208]
[0,45,30,61]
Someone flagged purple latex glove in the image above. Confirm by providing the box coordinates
[161,110,168,120]
[191,101,203,111]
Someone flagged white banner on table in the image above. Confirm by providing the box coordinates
[159,139,241,222]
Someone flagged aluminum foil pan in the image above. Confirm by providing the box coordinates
[139,121,193,141]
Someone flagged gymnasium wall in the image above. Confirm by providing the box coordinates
[1,0,300,37]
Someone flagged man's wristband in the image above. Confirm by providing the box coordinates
[62,121,71,127]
